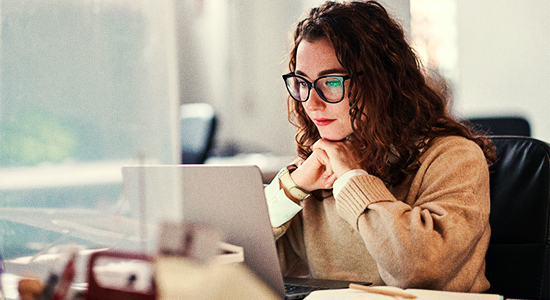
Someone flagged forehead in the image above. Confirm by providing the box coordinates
[295,39,344,77]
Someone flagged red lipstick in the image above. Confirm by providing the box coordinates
[314,118,335,126]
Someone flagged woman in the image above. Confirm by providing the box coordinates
[264,0,496,293]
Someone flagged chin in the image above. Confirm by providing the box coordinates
[320,133,348,142]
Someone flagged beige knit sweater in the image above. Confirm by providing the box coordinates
[273,136,491,292]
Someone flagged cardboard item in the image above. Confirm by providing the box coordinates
[155,256,281,300]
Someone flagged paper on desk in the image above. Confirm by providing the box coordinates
[304,287,503,300]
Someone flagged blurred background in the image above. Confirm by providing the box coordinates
[175,0,549,156]
[0,0,548,273]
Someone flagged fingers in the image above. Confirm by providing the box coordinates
[313,138,353,158]
[318,153,335,188]
[312,138,332,152]
[293,138,361,192]
[307,149,336,189]
[312,138,360,177]
[323,172,337,188]
[314,147,331,170]
[291,148,334,191]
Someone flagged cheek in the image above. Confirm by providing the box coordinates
[342,112,353,130]
[336,101,352,120]
[338,104,354,130]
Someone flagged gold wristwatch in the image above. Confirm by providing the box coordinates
[277,164,311,201]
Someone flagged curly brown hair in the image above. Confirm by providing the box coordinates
[287,0,495,186]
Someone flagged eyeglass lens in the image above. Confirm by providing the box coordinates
[285,75,345,103]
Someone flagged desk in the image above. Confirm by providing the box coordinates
[3,271,542,300]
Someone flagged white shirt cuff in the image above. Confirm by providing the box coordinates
[264,177,303,227]
[333,169,369,199]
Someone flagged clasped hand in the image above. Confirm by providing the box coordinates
[291,138,362,192]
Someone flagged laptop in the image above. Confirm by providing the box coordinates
[121,165,371,299]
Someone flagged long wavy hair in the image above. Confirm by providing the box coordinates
[287,0,495,187]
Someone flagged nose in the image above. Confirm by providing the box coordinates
[304,88,326,111]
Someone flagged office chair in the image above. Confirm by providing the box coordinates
[465,116,531,137]
[180,103,217,164]
[485,136,550,299]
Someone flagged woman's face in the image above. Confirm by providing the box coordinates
[295,39,354,141]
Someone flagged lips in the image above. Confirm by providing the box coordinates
[313,118,336,126]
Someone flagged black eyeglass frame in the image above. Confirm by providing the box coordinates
[282,73,351,104]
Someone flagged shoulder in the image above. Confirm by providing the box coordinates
[422,136,485,160]
[418,136,488,171]
[431,135,480,149]
[411,136,490,205]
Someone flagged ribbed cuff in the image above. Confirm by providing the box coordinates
[333,169,369,198]
[336,175,395,230]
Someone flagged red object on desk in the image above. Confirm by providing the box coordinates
[51,253,76,300]
[85,250,156,300]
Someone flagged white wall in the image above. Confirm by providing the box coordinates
[455,0,550,142]
[176,0,300,156]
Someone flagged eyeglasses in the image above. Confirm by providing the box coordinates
[282,73,351,104]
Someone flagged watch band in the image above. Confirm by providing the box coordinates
[277,165,311,201]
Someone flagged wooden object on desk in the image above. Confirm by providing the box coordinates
[17,278,43,300]
[349,283,416,298]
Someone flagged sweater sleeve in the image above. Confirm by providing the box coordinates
[335,137,491,291]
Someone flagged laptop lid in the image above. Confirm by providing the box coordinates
[121,164,286,298]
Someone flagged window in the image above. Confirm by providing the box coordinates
[411,0,459,87]
[0,0,179,263]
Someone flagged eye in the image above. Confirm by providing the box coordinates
[297,78,307,85]
[297,79,309,88]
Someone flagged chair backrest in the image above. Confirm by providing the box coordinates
[179,103,217,164]
[467,116,531,136]
[485,136,550,299]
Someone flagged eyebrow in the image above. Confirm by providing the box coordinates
[295,68,347,79]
